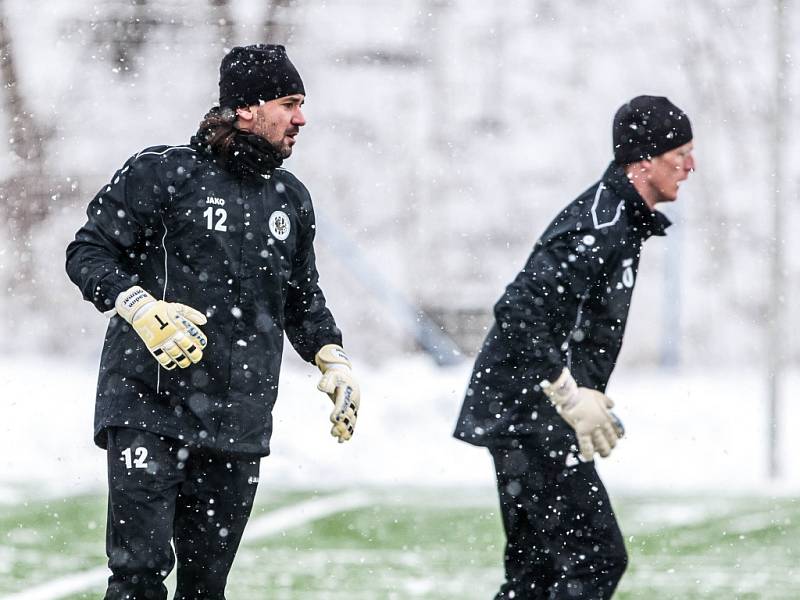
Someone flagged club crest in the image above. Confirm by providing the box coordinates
[268,210,291,241]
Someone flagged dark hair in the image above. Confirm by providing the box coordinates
[190,106,284,179]
[192,106,239,162]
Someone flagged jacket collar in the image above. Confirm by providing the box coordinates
[602,161,671,238]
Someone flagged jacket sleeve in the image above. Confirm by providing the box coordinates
[65,153,165,313]
[493,229,614,386]
[284,199,343,363]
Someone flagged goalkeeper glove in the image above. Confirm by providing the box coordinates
[314,344,360,443]
[115,286,208,370]
[541,368,623,461]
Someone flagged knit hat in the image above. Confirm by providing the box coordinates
[613,96,692,164]
[219,44,305,109]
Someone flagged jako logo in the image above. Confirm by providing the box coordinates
[206,196,225,206]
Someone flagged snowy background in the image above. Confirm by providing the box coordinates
[1,0,799,495]
[4,354,800,501]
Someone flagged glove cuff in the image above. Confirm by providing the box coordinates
[315,343,351,373]
[540,367,578,408]
[115,286,155,323]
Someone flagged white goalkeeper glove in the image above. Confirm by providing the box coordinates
[541,368,623,461]
[314,344,360,443]
[115,286,208,370]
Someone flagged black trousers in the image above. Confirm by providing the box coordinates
[490,445,627,600]
[104,427,260,600]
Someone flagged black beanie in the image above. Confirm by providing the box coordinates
[219,44,305,109]
[613,95,692,164]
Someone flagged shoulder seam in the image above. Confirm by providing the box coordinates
[134,146,194,160]
[118,146,195,177]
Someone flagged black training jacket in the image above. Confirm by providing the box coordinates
[454,162,670,453]
[66,144,341,455]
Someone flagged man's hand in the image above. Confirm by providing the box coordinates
[314,344,360,443]
[115,286,208,370]
[541,368,622,461]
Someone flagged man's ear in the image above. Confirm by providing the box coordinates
[624,159,651,181]
[235,107,255,125]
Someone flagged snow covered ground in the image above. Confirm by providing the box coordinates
[2,353,799,501]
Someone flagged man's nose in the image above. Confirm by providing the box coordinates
[685,154,695,172]
[292,108,306,127]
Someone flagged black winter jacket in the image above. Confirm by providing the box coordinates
[66,144,341,455]
[453,163,670,453]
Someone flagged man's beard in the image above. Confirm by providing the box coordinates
[277,142,293,159]
[253,113,297,159]
[263,128,297,159]
[191,109,285,180]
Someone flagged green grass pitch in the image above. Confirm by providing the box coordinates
[1,489,797,598]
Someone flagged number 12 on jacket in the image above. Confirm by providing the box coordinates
[121,446,149,469]
[204,206,228,232]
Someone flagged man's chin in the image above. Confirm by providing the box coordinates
[278,141,296,159]
[263,137,294,159]
[655,184,680,203]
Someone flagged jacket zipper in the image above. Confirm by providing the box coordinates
[565,292,589,371]
[156,214,169,393]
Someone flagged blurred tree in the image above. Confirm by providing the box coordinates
[264,0,295,45]
[108,0,150,77]
[210,0,235,51]
[767,0,788,479]
[0,0,50,293]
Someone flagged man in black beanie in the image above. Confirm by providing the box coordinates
[67,44,361,599]
[454,95,694,599]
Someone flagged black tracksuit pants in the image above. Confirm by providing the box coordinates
[490,444,628,599]
[104,428,260,600]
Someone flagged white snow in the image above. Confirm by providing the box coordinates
[2,354,799,500]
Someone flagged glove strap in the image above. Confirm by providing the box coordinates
[115,286,155,323]
[315,344,351,373]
